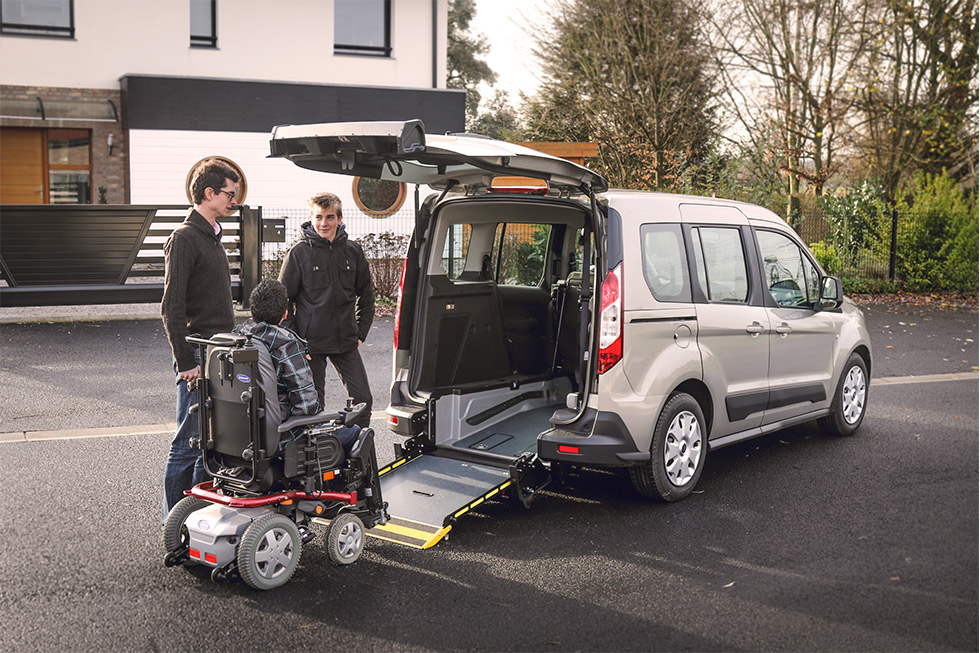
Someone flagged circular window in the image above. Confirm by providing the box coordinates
[351,176,407,218]
[185,156,248,206]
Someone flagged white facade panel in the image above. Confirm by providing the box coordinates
[0,0,447,92]
[129,129,417,239]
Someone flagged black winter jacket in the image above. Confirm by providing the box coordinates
[278,222,375,355]
[161,209,235,371]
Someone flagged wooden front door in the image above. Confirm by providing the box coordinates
[1,127,46,204]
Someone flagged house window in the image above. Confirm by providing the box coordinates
[1,0,74,38]
[351,176,406,218]
[190,0,216,47]
[334,0,391,56]
[47,129,91,203]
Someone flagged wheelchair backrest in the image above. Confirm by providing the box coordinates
[203,336,281,464]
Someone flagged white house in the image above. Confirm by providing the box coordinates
[0,0,463,236]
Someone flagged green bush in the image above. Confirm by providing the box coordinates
[818,181,891,274]
[840,275,899,294]
[809,241,841,275]
[895,172,979,293]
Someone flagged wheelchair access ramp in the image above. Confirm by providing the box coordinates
[366,455,513,549]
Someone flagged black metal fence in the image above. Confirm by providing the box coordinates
[3,199,970,308]
[260,205,415,300]
[0,205,264,308]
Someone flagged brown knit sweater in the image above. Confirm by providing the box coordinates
[161,209,235,371]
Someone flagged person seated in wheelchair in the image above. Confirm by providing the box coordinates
[233,279,360,454]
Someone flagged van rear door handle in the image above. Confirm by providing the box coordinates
[745,322,765,335]
[775,323,792,336]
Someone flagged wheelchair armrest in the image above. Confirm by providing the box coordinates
[278,411,342,433]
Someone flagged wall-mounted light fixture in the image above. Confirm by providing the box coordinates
[107,133,114,155]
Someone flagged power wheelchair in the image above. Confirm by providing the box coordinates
[163,333,388,590]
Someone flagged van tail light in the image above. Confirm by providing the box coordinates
[393,257,407,349]
[597,263,623,374]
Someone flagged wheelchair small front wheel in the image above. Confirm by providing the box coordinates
[326,513,364,565]
[237,514,302,591]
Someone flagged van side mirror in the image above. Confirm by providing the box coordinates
[818,276,843,310]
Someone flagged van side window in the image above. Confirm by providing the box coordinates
[491,223,551,286]
[755,229,818,307]
[441,223,472,280]
[690,227,749,303]
[639,224,691,302]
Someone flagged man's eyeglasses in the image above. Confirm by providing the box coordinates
[216,189,236,201]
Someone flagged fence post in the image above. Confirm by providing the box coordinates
[239,206,262,309]
[888,205,898,281]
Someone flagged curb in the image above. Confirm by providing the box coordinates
[0,308,252,325]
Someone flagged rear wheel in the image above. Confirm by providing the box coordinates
[630,392,706,502]
[326,513,365,565]
[818,353,868,436]
[237,514,301,590]
[163,496,209,555]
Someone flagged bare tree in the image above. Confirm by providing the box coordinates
[710,0,874,210]
[854,0,979,201]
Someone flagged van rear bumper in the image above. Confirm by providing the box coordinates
[539,409,649,467]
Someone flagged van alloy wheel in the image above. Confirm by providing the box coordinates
[841,366,867,425]
[664,410,702,486]
[819,352,869,437]
[630,392,707,502]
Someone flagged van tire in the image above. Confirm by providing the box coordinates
[630,392,706,502]
[818,353,868,436]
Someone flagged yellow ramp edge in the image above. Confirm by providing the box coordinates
[365,516,451,549]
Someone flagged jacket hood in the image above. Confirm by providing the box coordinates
[300,221,348,247]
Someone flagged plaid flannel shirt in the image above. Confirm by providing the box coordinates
[234,319,320,420]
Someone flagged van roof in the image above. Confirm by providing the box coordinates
[602,189,787,226]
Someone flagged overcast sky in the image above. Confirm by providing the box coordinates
[470,0,545,107]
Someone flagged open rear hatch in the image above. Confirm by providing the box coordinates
[270,120,607,193]
[271,120,606,548]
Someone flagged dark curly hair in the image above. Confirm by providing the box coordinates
[249,279,289,325]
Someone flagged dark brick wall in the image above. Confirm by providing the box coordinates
[1,85,127,203]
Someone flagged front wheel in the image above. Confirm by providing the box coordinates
[326,513,365,565]
[237,514,302,590]
[630,392,707,502]
[818,353,868,436]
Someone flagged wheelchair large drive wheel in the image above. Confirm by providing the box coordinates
[326,513,365,565]
[237,513,302,591]
[164,496,209,557]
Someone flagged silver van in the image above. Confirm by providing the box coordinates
[271,120,871,547]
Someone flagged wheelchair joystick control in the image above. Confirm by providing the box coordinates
[345,397,354,411]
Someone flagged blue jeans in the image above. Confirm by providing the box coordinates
[163,355,207,518]
[334,424,361,453]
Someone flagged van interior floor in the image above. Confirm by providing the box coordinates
[451,404,561,459]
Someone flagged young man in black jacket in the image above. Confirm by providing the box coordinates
[161,158,238,515]
[278,192,375,429]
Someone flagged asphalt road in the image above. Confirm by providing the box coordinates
[0,301,977,651]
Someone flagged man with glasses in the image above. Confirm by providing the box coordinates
[160,158,240,517]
